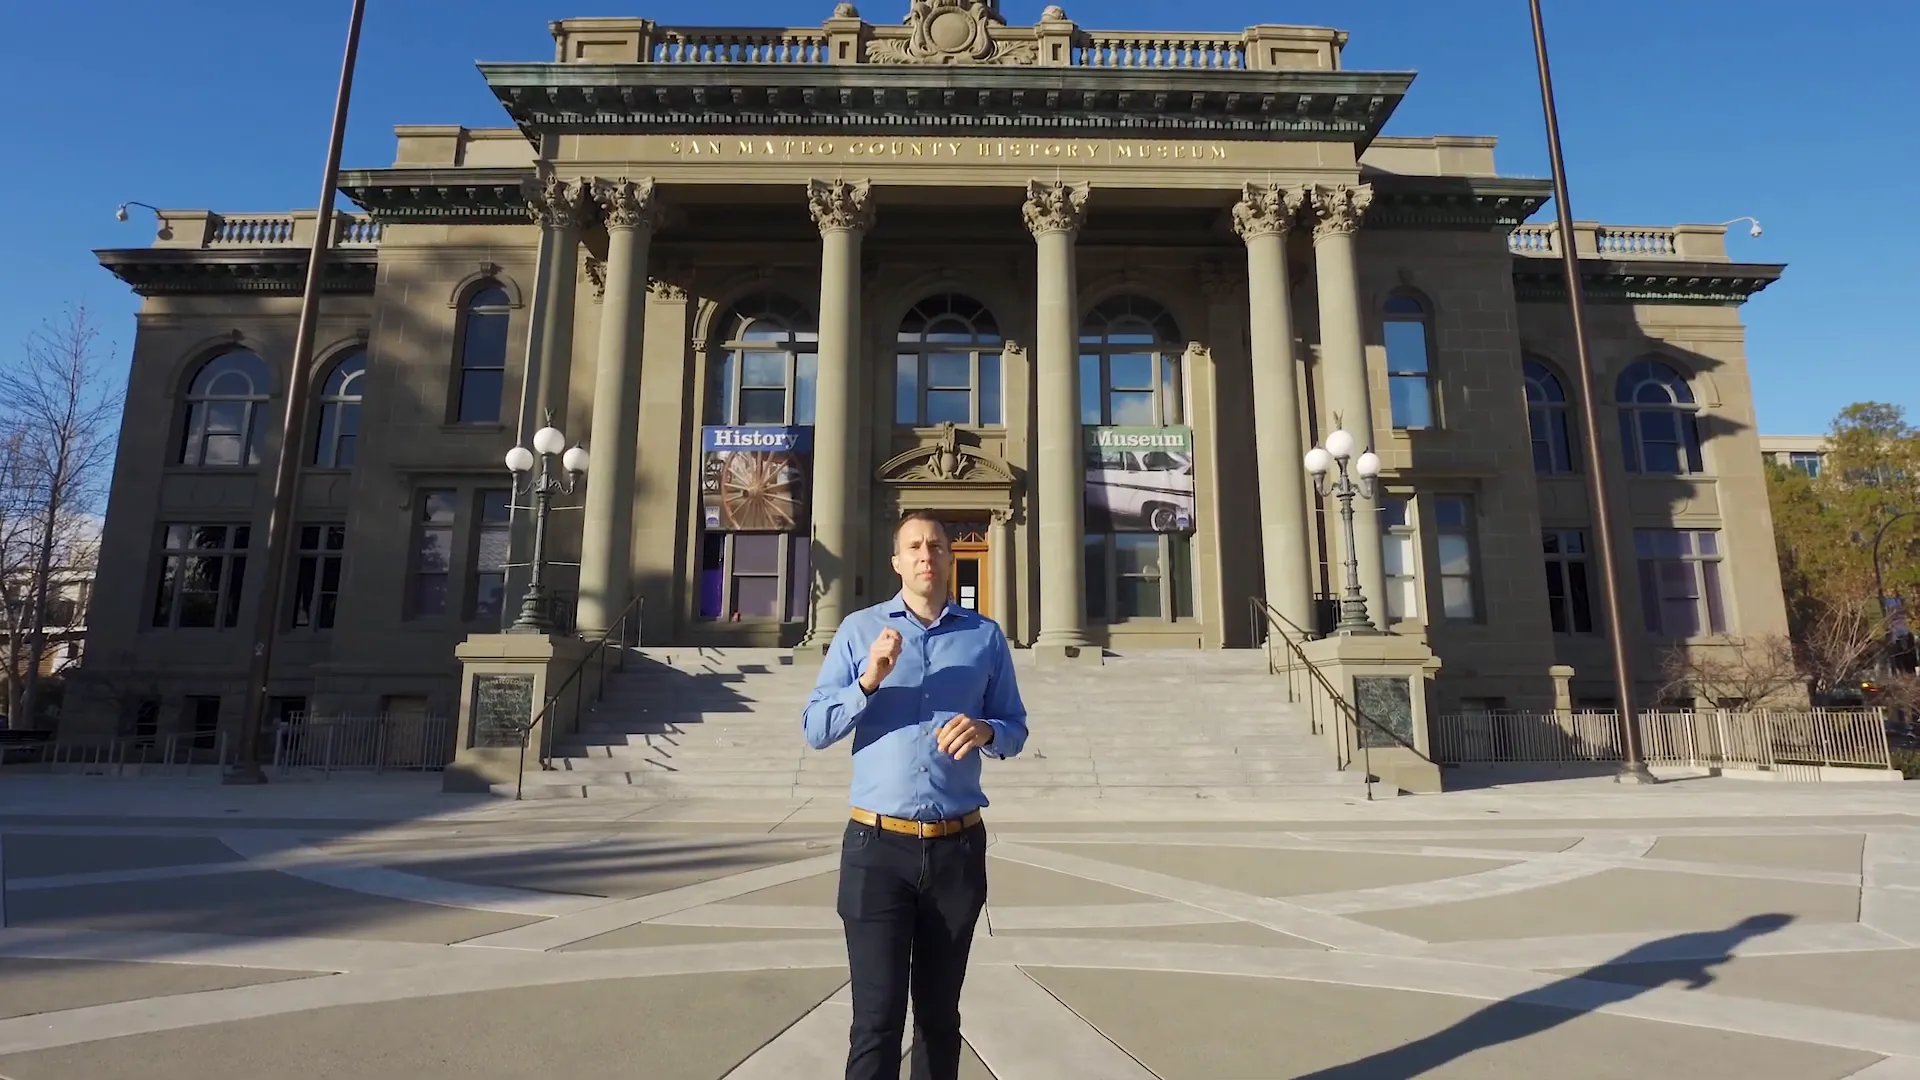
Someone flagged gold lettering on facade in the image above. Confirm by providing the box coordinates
[666,138,1230,164]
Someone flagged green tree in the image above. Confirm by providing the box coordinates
[1767,402,1920,671]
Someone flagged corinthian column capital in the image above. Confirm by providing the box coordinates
[1231,182,1308,241]
[523,175,592,230]
[807,179,876,234]
[592,176,662,231]
[1022,180,1090,237]
[1309,182,1375,241]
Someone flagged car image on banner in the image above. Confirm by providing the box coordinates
[700,426,812,532]
[1084,426,1195,533]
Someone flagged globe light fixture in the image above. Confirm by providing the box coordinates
[1305,429,1380,635]
[503,413,589,634]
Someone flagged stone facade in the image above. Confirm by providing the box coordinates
[76,4,1789,743]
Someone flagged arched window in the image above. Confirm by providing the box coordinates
[178,350,271,466]
[1616,358,1703,474]
[1079,295,1184,427]
[702,292,818,427]
[454,283,510,424]
[1383,292,1435,430]
[1523,358,1574,474]
[313,349,365,468]
[895,294,1003,427]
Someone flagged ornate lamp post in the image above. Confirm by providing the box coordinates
[1871,509,1919,671]
[504,421,589,635]
[1305,428,1382,636]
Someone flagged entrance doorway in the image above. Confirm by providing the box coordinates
[940,517,991,618]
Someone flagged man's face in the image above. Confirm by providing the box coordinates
[891,517,951,601]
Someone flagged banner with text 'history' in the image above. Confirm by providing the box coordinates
[701,426,812,532]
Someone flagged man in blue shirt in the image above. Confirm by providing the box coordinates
[803,509,1028,1080]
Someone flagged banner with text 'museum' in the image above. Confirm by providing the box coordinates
[701,426,813,532]
[1084,426,1196,534]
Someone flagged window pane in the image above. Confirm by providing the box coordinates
[1113,533,1161,576]
[979,352,1002,426]
[1383,321,1429,373]
[788,539,812,622]
[926,353,970,389]
[1084,536,1107,621]
[1118,576,1162,620]
[699,532,726,620]
[741,351,786,388]
[1108,352,1153,389]
[794,353,817,425]
[1703,562,1728,633]
[474,573,506,621]
[1381,497,1409,529]
[1694,531,1718,557]
[477,528,509,573]
[152,557,179,626]
[925,390,971,425]
[462,311,508,368]
[738,389,787,424]
[1079,355,1102,424]
[1383,534,1413,578]
[413,574,449,617]
[1441,577,1475,620]
[416,528,452,575]
[458,370,503,424]
[1568,561,1594,633]
[1170,536,1194,619]
[178,588,218,628]
[706,352,736,425]
[733,533,780,574]
[1434,497,1468,530]
[204,401,247,436]
[480,490,511,524]
[733,575,780,619]
[202,433,244,467]
[1390,376,1433,429]
[1109,391,1155,426]
[896,354,919,424]
[1544,564,1568,634]
[1437,536,1471,577]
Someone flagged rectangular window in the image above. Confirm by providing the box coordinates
[187,695,221,751]
[132,697,160,741]
[1080,352,1183,427]
[410,490,458,617]
[1084,533,1195,623]
[1381,496,1419,622]
[697,531,809,622]
[151,524,251,629]
[896,351,1003,427]
[1636,529,1728,638]
[1434,496,1478,621]
[1542,529,1595,635]
[1383,320,1434,430]
[473,490,512,622]
[1788,451,1822,477]
[456,308,508,424]
[290,524,346,630]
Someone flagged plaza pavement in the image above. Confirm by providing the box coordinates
[0,773,1916,1078]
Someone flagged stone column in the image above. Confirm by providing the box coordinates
[1310,182,1390,632]
[990,508,1015,641]
[1232,182,1315,634]
[576,178,659,638]
[1024,180,1094,655]
[522,176,590,429]
[504,176,590,631]
[799,179,874,649]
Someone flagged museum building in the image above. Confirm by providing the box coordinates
[78,2,1792,742]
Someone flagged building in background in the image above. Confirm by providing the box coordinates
[76,2,1791,743]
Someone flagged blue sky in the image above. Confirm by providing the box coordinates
[1,0,1911,435]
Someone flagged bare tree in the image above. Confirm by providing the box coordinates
[1794,600,1886,702]
[1,307,123,729]
[1657,635,1806,711]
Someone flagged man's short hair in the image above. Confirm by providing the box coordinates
[892,509,948,552]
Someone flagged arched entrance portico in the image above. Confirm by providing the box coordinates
[877,422,1022,639]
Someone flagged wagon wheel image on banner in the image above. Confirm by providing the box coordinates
[719,452,802,531]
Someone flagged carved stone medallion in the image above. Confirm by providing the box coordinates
[867,0,1036,65]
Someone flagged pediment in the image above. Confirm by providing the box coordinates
[877,423,1015,487]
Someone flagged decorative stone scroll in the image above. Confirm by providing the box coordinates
[877,422,1016,487]
[866,0,1037,66]
[1021,180,1089,236]
[583,256,607,300]
[1231,182,1309,241]
[592,176,662,231]
[807,178,876,234]
[523,176,591,230]
[1309,183,1375,242]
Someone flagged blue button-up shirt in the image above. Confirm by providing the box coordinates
[802,593,1028,821]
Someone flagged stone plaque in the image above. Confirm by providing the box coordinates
[471,674,535,749]
[1353,675,1414,749]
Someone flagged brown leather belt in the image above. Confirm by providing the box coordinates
[851,807,983,838]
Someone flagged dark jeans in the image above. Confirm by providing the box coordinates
[837,818,989,1080]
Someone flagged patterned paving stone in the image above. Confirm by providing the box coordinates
[1646,833,1867,875]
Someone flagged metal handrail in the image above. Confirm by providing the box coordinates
[510,594,644,800]
[1247,596,1436,783]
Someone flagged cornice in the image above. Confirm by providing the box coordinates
[1364,176,1553,231]
[475,62,1415,145]
[1511,258,1785,306]
[338,167,537,224]
[94,248,379,298]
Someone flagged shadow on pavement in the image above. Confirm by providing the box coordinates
[1291,913,1795,1079]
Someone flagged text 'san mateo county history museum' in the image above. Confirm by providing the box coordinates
[81,0,1790,747]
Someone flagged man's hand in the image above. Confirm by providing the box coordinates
[935,714,994,760]
[858,628,903,694]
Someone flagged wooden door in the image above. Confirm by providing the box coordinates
[950,542,989,617]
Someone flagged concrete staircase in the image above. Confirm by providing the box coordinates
[507,645,1377,801]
